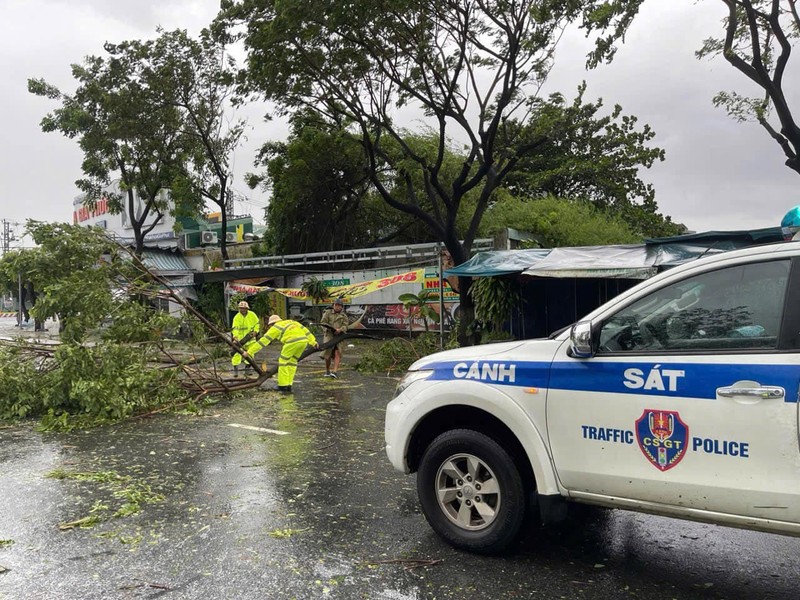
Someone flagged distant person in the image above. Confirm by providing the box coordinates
[27,281,45,332]
[246,314,318,393]
[19,283,29,325]
[320,298,350,378]
[231,300,260,376]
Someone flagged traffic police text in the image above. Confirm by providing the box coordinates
[582,426,634,444]
[692,437,749,457]
[623,365,686,392]
[581,425,750,458]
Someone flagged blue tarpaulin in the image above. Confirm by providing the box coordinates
[445,227,786,279]
[445,248,551,277]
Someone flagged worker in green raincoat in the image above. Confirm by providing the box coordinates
[231,300,260,376]
[246,314,319,393]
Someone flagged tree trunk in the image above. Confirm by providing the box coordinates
[456,276,477,347]
[133,228,145,256]
[219,184,229,263]
[220,211,229,263]
[444,240,479,347]
[127,189,145,257]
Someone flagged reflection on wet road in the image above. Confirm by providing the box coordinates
[0,369,798,599]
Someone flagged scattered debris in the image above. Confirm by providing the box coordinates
[47,469,165,529]
[365,558,443,571]
[119,579,173,592]
[59,516,102,531]
[267,528,309,539]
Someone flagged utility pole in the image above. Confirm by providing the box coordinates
[437,243,445,350]
[1,220,20,323]
[1,219,15,256]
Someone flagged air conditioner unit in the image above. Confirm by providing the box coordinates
[225,232,238,243]
[200,231,218,245]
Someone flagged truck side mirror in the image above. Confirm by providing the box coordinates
[570,321,595,358]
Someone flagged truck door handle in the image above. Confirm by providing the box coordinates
[716,385,785,399]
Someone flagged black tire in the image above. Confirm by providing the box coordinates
[417,429,526,554]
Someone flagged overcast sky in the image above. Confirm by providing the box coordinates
[1,0,798,247]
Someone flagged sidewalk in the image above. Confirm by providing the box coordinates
[0,315,60,342]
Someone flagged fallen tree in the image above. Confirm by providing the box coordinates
[0,222,375,427]
[128,250,376,397]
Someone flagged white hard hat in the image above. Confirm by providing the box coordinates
[238,301,250,309]
[268,314,281,325]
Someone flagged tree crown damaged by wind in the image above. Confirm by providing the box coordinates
[0,223,326,429]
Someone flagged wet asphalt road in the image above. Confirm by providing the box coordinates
[1,361,799,600]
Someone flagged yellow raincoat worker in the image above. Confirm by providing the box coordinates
[231,300,260,376]
[246,314,319,393]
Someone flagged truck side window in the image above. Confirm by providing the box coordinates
[598,260,790,353]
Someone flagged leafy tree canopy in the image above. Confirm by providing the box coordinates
[501,84,682,238]
[0,221,323,428]
[28,45,192,255]
[215,0,646,258]
[28,29,245,258]
[697,0,800,175]
[145,28,246,261]
[259,96,678,253]
[0,221,164,343]
[0,222,184,425]
[250,113,408,254]
[481,194,641,248]
[214,0,646,342]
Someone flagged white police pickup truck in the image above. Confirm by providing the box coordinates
[385,241,800,553]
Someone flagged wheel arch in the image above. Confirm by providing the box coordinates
[405,402,560,497]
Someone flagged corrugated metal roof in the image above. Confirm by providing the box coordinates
[141,250,192,274]
[644,226,784,245]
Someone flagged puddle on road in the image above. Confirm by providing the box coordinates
[0,371,418,599]
[7,367,793,600]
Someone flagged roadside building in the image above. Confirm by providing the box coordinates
[72,181,253,314]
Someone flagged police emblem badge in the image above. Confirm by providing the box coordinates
[635,409,689,471]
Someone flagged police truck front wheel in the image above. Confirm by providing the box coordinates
[417,429,526,554]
